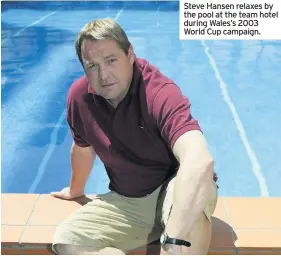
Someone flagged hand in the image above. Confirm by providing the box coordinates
[50,187,84,200]
[160,244,182,255]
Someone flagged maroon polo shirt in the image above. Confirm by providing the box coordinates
[66,58,202,197]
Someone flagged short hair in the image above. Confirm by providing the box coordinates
[75,18,131,66]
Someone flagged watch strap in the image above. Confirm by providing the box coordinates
[166,237,191,247]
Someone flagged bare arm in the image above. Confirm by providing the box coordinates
[50,142,96,199]
[69,142,96,195]
[164,130,214,239]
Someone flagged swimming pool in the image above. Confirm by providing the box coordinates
[2,1,281,197]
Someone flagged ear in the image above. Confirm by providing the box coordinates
[128,44,135,65]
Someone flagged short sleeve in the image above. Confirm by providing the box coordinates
[151,83,202,149]
[66,97,91,148]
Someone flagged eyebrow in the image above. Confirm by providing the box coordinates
[84,54,117,66]
[104,54,116,59]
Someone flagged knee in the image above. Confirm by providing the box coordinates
[52,224,76,254]
[52,224,108,254]
[53,244,74,255]
[53,244,98,255]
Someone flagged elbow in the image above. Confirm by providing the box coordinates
[179,156,215,182]
[206,157,215,173]
[192,156,214,182]
[203,157,215,183]
[195,155,214,176]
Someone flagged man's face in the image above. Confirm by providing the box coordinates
[81,39,135,104]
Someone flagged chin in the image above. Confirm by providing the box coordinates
[100,91,117,100]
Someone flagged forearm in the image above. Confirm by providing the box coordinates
[164,159,214,239]
[69,142,96,194]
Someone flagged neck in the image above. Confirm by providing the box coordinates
[107,84,131,108]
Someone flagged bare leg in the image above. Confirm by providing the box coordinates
[54,244,125,255]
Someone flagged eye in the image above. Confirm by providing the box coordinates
[88,63,98,69]
[108,59,117,64]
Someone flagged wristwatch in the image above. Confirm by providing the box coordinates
[160,233,191,247]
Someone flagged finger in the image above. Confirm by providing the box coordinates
[50,191,66,198]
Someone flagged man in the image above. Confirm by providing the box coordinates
[51,18,218,255]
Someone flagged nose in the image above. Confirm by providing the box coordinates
[98,65,109,83]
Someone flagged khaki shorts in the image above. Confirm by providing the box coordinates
[53,176,218,253]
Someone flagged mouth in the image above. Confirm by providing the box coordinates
[101,83,115,87]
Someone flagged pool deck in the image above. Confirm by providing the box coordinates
[2,194,281,255]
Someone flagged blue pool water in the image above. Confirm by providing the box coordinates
[2,1,281,197]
